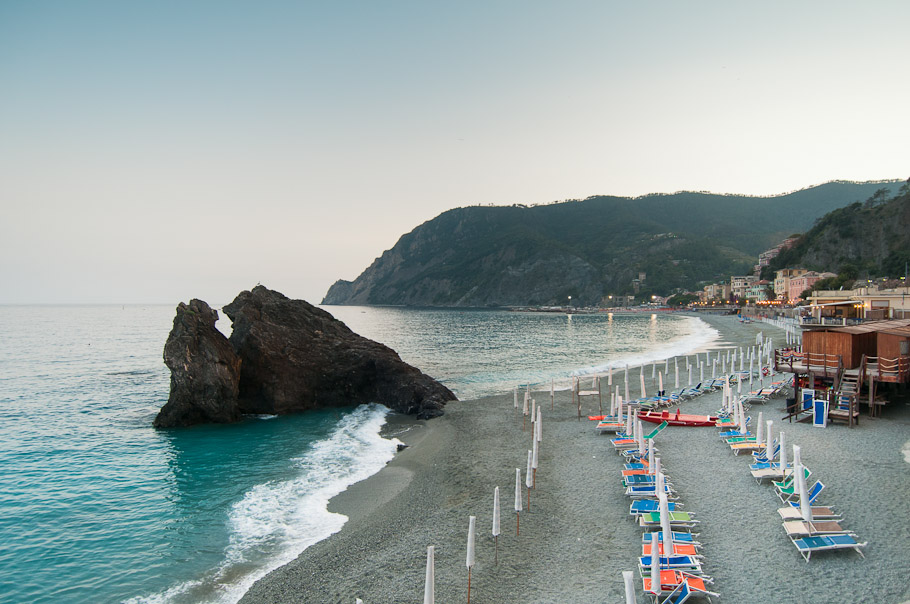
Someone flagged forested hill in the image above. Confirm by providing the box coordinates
[323,180,902,307]
[764,181,910,280]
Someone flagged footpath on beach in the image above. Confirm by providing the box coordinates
[239,315,910,604]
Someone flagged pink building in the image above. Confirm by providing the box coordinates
[788,271,835,302]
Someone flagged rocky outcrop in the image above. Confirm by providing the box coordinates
[223,286,455,418]
[156,286,456,428]
[155,299,242,428]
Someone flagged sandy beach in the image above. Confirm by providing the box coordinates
[239,314,910,604]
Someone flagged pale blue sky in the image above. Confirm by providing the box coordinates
[1,1,907,304]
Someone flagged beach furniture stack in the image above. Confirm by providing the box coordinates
[613,427,720,602]
[715,417,868,562]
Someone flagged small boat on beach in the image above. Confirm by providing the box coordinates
[638,409,718,427]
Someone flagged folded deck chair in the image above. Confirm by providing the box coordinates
[639,510,698,528]
[783,519,850,537]
[639,554,703,574]
[778,506,838,520]
[630,499,681,516]
[640,541,699,556]
[791,533,866,561]
[643,530,700,545]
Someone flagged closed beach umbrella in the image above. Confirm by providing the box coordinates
[740,347,744,372]
[526,450,533,510]
[648,438,655,473]
[792,444,801,470]
[640,371,646,399]
[659,491,673,549]
[654,460,662,488]
[623,570,636,604]
[625,366,630,403]
[532,435,539,477]
[650,530,661,594]
[536,407,543,443]
[796,463,813,524]
[466,516,476,603]
[674,363,679,389]
[424,545,435,604]
[756,412,764,444]
[776,431,786,469]
[658,371,663,396]
[652,362,656,379]
[514,468,522,534]
[688,365,692,386]
[626,407,634,436]
[765,419,773,454]
[492,488,501,565]
[636,420,646,455]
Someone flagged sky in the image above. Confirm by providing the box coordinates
[1,1,908,305]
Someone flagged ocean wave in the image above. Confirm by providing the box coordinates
[126,403,400,604]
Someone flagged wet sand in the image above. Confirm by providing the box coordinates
[240,314,910,603]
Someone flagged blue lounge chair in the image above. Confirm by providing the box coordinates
[791,533,866,561]
[630,499,681,516]
[639,554,703,574]
[643,531,699,545]
[785,480,825,507]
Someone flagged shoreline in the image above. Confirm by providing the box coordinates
[239,315,910,603]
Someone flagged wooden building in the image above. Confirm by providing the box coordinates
[775,319,910,426]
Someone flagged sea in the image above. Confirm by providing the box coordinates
[0,305,718,604]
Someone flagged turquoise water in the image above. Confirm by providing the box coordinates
[0,305,714,603]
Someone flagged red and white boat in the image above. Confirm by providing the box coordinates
[639,409,717,427]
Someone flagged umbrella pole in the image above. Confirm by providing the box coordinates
[516,512,520,536]
[495,535,498,565]
[527,486,531,511]
[467,568,471,604]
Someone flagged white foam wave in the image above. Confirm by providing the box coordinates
[126,403,400,604]
[575,315,719,376]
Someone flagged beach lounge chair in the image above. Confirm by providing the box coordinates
[750,465,792,483]
[773,469,812,500]
[639,511,698,528]
[639,554,703,574]
[630,499,681,517]
[641,570,718,599]
[782,519,851,538]
[790,533,867,561]
[640,541,699,556]
[643,531,699,545]
[626,483,675,499]
[778,506,839,520]
[656,581,721,604]
[785,481,825,507]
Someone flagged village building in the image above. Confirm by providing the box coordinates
[773,268,808,300]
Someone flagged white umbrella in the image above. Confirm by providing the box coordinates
[659,490,673,550]
[640,371,646,399]
[658,371,663,396]
[674,363,679,389]
[492,487,501,565]
[623,570,636,604]
[654,460,662,489]
[424,546,435,604]
[778,432,787,471]
[466,516,476,603]
[636,420,646,456]
[737,373,742,394]
[536,406,543,444]
[665,357,669,373]
[756,412,764,444]
[513,387,518,411]
[652,362,656,379]
[740,347,744,372]
[531,434,539,482]
[525,450,533,510]
[792,444,802,469]
[624,366,630,403]
[796,462,813,524]
[765,419,773,455]
[514,468,522,534]
[610,391,615,418]
[626,407,634,436]
[522,392,529,430]
[699,362,704,384]
[647,438,655,474]
[650,530,661,594]
[721,356,725,377]
[688,365,692,386]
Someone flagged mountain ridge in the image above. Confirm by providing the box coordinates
[324,180,903,307]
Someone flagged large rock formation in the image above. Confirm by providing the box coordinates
[155,286,456,428]
[155,299,242,428]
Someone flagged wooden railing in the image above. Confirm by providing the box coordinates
[774,349,843,376]
[864,355,910,383]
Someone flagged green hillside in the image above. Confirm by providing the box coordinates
[324,180,903,307]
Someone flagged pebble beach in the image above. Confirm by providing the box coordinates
[239,315,910,604]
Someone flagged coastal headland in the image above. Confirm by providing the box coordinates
[239,314,910,604]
